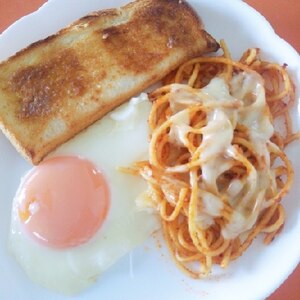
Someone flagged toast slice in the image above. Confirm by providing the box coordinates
[0,0,219,164]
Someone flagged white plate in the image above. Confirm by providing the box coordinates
[0,0,299,299]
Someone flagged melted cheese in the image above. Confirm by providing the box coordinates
[168,73,276,239]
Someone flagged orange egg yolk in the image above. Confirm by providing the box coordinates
[17,156,110,249]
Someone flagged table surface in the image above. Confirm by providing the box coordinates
[0,0,299,299]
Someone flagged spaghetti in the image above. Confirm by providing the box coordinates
[128,41,299,278]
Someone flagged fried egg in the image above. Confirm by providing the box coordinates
[9,94,159,295]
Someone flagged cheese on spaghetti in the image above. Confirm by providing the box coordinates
[125,43,298,278]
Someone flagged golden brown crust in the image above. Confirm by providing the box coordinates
[10,49,88,118]
[0,0,219,165]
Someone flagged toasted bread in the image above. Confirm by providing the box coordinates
[0,0,219,164]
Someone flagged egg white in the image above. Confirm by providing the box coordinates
[9,94,159,295]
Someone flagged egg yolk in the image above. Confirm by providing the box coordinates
[17,156,110,249]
